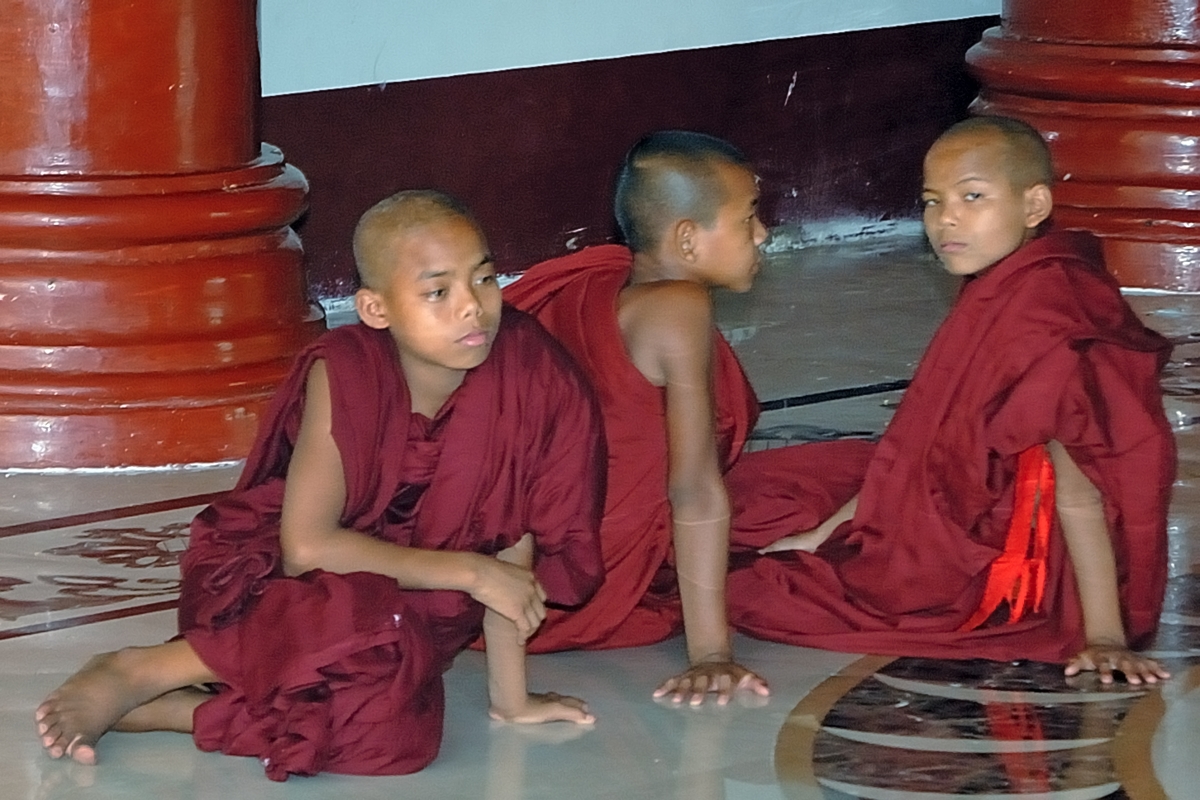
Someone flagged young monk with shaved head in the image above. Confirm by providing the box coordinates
[36,190,606,780]
[734,116,1175,683]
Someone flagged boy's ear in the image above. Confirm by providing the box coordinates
[1023,183,1053,229]
[354,288,390,330]
[673,219,699,262]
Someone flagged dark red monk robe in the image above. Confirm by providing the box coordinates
[504,245,871,651]
[178,308,604,781]
[726,230,1174,663]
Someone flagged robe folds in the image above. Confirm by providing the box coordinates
[178,307,605,781]
[726,229,1175,663]
[504,245,871,651]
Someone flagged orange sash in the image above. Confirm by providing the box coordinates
[960,444,1055,631]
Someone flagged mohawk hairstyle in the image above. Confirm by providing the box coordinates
[614,130,752,254]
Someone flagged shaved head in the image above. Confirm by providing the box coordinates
[933,116,1054,190]
[614,130,753,254]
[353,189,482,290]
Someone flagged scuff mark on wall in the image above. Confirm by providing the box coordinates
[563,226,588,250]
[784,70,798,107]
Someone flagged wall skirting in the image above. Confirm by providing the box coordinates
[262,18,995,300]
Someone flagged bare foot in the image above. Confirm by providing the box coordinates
[35,647,195,765]
[114,686,210,734]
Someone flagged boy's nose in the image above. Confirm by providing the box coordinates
[461,286,483,316]
[753,217,769,246]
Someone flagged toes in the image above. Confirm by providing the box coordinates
[39,720,63,748]
[66,735,98,766]
[43,731,67,759]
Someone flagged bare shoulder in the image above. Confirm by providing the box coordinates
[305,356,329,384]
[620,280,713,342]
[279,355,347,568]
[292,357,336,454]
[302,358,331,411]
[619,280,714,385]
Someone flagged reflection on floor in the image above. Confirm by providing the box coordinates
[3,235,1198,799]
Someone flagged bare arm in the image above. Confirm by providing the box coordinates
[623,282,768,704]
[486,534,595,725]
[760,494,859,553]
[656,286,732,669]
[278,360,548,639]
[1048,440,1169,684]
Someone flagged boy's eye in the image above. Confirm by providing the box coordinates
[921,197,938,208]
[964,192,982,201]
[425,288,447,300]
[476,273,497,286]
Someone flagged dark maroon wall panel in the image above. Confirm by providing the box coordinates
[262,18,996,299]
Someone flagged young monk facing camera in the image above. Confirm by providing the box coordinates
[730,116,1174,684]
[35,191,606,780]
[506,131,872,704]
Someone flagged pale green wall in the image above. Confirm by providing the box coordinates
[259,0,1002,96]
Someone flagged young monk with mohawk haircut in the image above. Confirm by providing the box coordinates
[506,131,871,704]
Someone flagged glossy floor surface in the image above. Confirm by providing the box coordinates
[4,234,1199,799]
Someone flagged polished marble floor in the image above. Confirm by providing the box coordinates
[3,233,1199,799]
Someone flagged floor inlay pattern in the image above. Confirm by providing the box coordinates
[0,498,213,640]
[776,582,1200,799]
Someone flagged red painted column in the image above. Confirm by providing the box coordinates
[0,1,323,467]
[967,0,1200,290]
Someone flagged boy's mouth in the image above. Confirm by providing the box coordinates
[458,329,492,347]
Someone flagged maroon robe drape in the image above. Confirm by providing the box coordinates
[178,307,605,780]
[727,230,1174,663]
[504,245,869,651]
